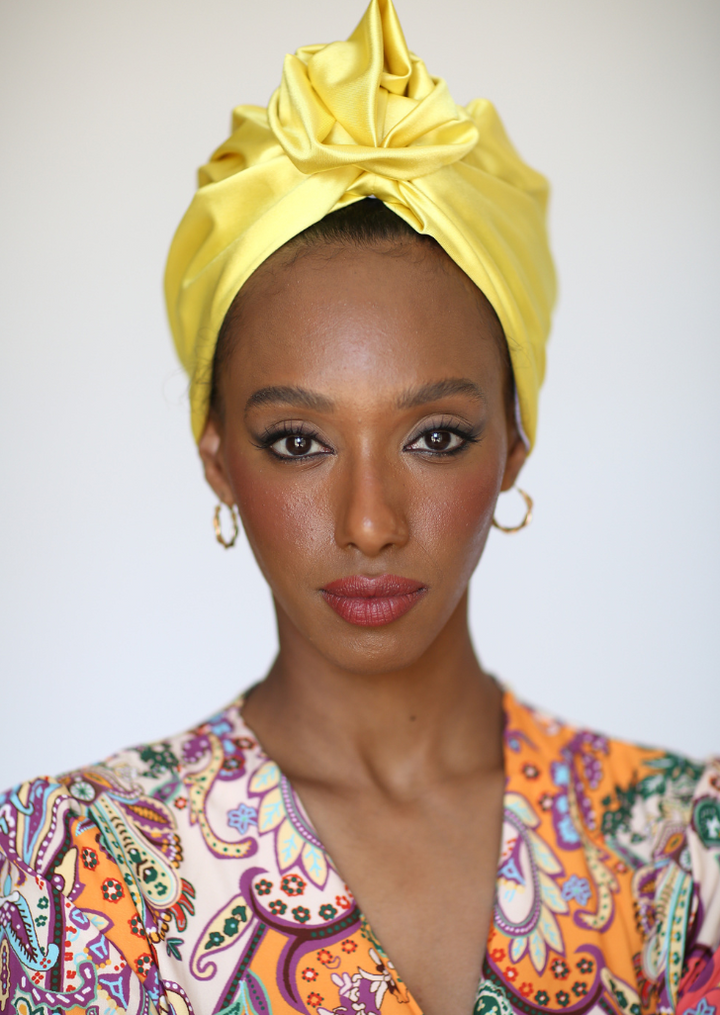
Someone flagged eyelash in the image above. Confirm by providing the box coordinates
[252,422,332,461]
[405,420,481,457]
[253,419,481,461]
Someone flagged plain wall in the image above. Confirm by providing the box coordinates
[1,0,718,788]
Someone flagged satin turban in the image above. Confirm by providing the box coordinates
[165,0,556,448]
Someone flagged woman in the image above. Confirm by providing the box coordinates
[1,3,717,1015]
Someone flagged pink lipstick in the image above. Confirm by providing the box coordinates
[321,574,427,627]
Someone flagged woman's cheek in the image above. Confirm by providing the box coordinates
[411,466,500,574]
[230,455,333,583]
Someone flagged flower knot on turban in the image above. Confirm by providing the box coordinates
[165,0,556,448]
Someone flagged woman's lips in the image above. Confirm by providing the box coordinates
[321,574,427,627]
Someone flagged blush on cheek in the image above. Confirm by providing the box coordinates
[229,456,332,585]
[413,469,500,575]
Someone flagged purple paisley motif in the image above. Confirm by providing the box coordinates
[14,958,98,1010]
[161,979,197,1015]
[338,972,381,1015]
[221,867,362,1009]
[632,866,658,937]
[275,913,362,1008]
[320,951,399,1015]
[182,734,211,765]
[1,940,10,1006]
[142,963,162,1005]
[17,781,67,873]
[86,931,111,965]
[547,733,609,852]
[99,962,136,1009]
[0,886,59,972]
[494,810,542,937]
[189,867,264,982]
[549,762,582,851]
[185,718,249,782]
[153,778,183,804]
[566,732,609,830]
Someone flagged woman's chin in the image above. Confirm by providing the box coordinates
[309,637,439,677]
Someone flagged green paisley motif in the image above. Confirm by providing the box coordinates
[474,979,515,1015]
[694,796,720,848]
[90,793,182,910]
[601,753,703,842]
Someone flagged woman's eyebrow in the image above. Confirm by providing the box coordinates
[245,379,485,415]
[245,385,335,414]
[396,378,485,409]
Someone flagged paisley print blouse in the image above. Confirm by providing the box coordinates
[1,690,718,1015]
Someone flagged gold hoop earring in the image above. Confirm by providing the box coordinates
[492,487,533,534]
[213,503,239,549]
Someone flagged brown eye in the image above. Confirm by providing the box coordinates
[285,435,313,456]
[425,430,452,451]
[268,432,329,459]
[406,428,467,455]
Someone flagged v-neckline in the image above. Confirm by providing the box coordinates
[234,685,512,1015]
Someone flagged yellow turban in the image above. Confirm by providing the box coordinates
[165,0,556,448]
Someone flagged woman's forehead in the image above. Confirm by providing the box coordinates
[226,243,505,394]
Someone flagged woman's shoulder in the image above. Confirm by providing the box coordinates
[0,696,255,1015]
[0,693,250,857]
[500,689,720,1012]
[503,688,713,846]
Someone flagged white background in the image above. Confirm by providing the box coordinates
[1,0,718,788]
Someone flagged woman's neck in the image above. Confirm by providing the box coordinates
[241,590,505,798]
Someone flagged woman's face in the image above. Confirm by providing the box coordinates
[200,240,526,674]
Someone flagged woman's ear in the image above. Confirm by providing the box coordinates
[500,430,528,492]
[198,413,236,505]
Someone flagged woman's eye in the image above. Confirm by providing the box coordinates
[270,434,327,458]
[409,429,465,454]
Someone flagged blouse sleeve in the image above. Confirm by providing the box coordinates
[677,759,720,1014]
[0,777,162,1015]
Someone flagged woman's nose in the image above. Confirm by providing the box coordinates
[334,456,409,557]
